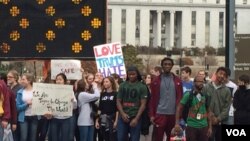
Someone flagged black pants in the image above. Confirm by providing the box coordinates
[100,126,117,141]
[209,125,221,141]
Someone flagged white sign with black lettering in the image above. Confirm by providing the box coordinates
[32,83,74,116]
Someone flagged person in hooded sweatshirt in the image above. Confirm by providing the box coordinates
[233,74,250,124]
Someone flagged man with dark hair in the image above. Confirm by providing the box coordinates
[117,66,148,141]
[203,67,231,141]
[149,57,183,141]
[175,75,212,141]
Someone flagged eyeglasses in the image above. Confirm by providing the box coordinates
[7,76,14,79]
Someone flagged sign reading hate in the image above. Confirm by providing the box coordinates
[94,42,126,77]
[51,60,82,80]
[32,83,74,116]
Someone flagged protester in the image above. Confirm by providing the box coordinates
[7,70,23,141]
[175,75,212,141]
[0,72,17,141]
[181,66,193,94]
[49,73,77,141]
[149,57,183,141]
[77,79,100,141]
[116,66,148,141]
[233,74,250,124]
[95,76,118,141]
[203,67,231,141]
[16,73,38,141]
[0,75,11,141]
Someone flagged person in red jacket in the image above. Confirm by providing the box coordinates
[0,79,11,141]
[149,57,183,141]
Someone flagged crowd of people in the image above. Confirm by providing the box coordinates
[0,57,250,141]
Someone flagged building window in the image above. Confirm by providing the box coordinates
[216,0,220,4]
[191,11,196,26]
[161,12,166,34]
[191,11,196,46]
[121,9,126,44]
[174,12,179,47]
[150,11,154,33]
[205,12,210,46]
[107,9,112,43]
[234,12,238,34]
[135,10,140,39]
[243,0,247,4]
[219,12,224,47]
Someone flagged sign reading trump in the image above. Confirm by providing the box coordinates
[94,42,126,78]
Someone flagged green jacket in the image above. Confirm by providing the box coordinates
[203,82,231,124]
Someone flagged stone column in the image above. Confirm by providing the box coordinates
[170,10,175,48]
[157,10,162,47]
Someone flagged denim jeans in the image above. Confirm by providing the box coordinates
[74,113,80,141]
[37,117,50,141]
[19,116,39,141]
[49,117,73,141]
[12,123,20,141]
[69,114,76,141]
[79,126,94,141]
[117,116,142,141]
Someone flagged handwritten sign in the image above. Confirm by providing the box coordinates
[51,60,82,80]
[32,83,74,116]
[94,42,126,77]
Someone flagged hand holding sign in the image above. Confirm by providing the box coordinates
[94,42,126,78]
[26,99,32,106]
[32,83,74,116]
[44,111,53,119]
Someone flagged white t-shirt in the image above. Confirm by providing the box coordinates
[22,89,33,116]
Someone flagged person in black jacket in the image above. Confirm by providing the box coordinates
[233,74,250,124]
